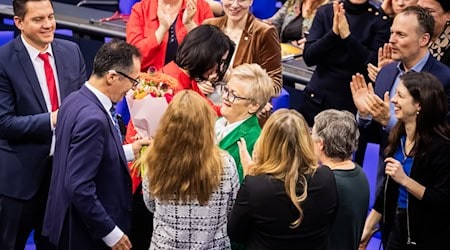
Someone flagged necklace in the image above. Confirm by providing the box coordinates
[401,137,415,161]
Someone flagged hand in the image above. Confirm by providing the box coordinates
[378,43,394,68]
[51,109,58,127]
[111,234,132,250]
[358,226,377,250]
[332,1,340,36]
[197,80,215,95]
[337,2,350,39]
[350,73,371,117]
[131,137,153,156]
[381,0,394,17]
[182,0,197,29]
[237,138,253,176]
[385,157,409,186]
[367,63,380,82]
[256,102,272,119]
[297,38,306,50]
[157,0,172,30]
[365,88,390,126]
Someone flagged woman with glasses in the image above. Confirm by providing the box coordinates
[126,0,213,72]
[203,0,282,100]
[359,72,450,249]
[215,63,273,184]
[229,109,338,249]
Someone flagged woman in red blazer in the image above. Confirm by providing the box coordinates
[126,0,213,72]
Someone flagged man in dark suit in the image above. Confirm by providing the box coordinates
[0,0,86,248]
[351,6,450,222]
[43,40,151,250]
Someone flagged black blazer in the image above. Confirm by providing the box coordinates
[228,166,338,250]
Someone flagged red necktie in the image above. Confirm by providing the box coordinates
[38,53,59,112]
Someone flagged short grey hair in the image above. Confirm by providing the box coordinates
[313,109,359,160]
[230,63,274,113]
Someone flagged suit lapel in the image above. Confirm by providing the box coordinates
[80,86,128,169]
[233,14,254,67]
[219,116,259,150]
[14,37,47,111]
[376,63,398,96]
[52,40,69,99]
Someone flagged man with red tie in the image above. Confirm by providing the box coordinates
[0,0,87,248]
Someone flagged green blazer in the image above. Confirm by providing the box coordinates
[219,115,261,183]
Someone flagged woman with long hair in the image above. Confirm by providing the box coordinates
[359,72,450,249]
[229,109,338,249]
[140,90,239,249]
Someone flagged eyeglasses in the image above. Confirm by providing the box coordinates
[111,70,140,87]
[222,86,250,103]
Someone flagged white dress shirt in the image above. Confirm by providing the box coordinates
[21,35,60,156]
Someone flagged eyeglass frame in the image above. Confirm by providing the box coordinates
[109,70,140,87]
[222,85,251,103]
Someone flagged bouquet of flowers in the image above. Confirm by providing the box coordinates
[126,71,178,180]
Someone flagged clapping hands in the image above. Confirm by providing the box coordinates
[332,1,350,39]
[350,73,391,126]
[183,0,198,31]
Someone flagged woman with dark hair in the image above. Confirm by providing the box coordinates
[359,72,450,249]
[140,90,239,249]
[229,109,338,249]
[162,24,235,115]
[203,0,282,97]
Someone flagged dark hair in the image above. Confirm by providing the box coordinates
[385,72,449,157]
[92,39,141,77]
[436,0,450,12]
[13,0,53,19]
[401,6,435,40]
[175,24,234,81]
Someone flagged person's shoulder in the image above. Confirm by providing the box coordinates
[366,3,390,23]
[52,38,80,51]
[0,37,18,57]
[203,16,223,25]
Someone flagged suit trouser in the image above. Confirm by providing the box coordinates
[0,160,52,250]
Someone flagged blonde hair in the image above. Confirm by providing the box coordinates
[251,109,318,228]
[230,63,274,113]
[139,90,223,205]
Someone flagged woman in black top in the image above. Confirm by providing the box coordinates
[360,72,450,250]
[229,109,338,250]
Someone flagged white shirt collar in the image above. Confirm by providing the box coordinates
[84,82,113,114]
[20,35,53,60]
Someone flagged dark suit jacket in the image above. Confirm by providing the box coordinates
[43,85,133,249]
[362,55,450,147]
[0,37,86,200]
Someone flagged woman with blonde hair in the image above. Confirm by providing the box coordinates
[216,63,274,183]
[229,109,338,249]
[140,90,239,249]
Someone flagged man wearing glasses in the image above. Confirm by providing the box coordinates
[42,40,151,250]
